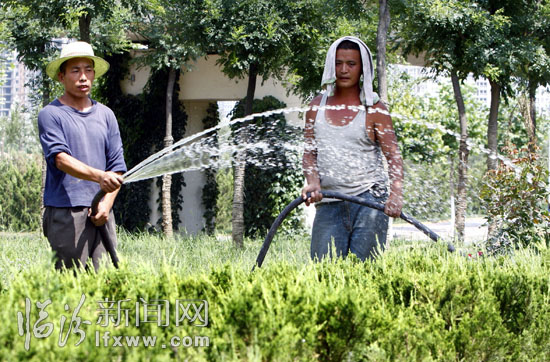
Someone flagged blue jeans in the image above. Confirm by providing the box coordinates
[311,190,389,261]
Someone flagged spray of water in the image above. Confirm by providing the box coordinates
[123,106,308,183]
[121,103,523,185]
[117,103,532,245]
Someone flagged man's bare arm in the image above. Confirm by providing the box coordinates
[90,175,122,226]
[55,152,123,193]
[371,103,404,217]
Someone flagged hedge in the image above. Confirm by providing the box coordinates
[0,233,549,361]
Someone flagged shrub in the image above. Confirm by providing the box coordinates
[1,235,550,361]
[480,144,550,252]
[0,152,41,231]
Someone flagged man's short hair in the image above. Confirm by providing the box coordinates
[59,58,95,74]
[337,40,361,52]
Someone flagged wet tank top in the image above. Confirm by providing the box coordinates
[314,92,387,203]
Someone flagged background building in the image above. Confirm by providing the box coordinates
[394,64,550,117]
[0,50,30,117]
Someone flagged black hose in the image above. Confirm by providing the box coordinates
[91,189,120,269]
[253,190,455,270]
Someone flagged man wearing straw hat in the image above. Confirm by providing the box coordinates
[301,36,404,262]
[38,41,127,270]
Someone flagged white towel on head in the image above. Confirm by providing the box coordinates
[321,36,378,106]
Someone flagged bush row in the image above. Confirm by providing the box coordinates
[1,238,549,361]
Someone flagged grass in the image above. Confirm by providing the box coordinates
[0,228,467,285]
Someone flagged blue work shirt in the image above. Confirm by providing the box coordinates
[38,98,127,207]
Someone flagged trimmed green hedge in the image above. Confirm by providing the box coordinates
[1,233,549,361]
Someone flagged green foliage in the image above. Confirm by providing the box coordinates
[0,153,41,231]
[96,53,187,231]
[403,154,487,221]
[201,103,220,235]
[1,232,550,360]
[389,68,487,162]
[498,98,530,149]
[389,69,448,162]
[0,104,40,154]
[2,0,141,111]
[498,92,550,151]
[232,96,305,237]
[481,145,550,252]
[0,106,42,232]
[205,0,332,98]
[131,0,206,71]
[395,0,550,105]
[402,159,451,220]
[396,0,497,80]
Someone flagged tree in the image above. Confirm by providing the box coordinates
[131,0,207,236]
[506,1,550,151]
[231,96,305,238]
[463,1,550,170]
[388,68,487,223]
[396,0,493,241]
[1,1,63,107]
[206,0,329,247]
[0,104,40,154]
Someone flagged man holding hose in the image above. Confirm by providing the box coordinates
[301,36,403,261]
[38,41,126,270]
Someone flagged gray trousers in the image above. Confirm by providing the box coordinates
[43,206,117,271]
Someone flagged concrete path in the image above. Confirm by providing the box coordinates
[390,217,488,244]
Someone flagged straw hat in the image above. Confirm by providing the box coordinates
[46,41,110,81]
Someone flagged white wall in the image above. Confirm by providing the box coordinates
[179,55,304,126]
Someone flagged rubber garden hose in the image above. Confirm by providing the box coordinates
[253,190,455,270]
[91,189,120,268]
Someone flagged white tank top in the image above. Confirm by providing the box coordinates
[314,92,387,203]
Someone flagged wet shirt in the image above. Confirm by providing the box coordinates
[314,92,387,203]
[38,98,127,207]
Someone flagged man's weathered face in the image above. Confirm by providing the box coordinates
[58,57,95,99]
[335,48,362,90]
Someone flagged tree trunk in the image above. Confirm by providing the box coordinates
[79,14,92,43]
[528,79,537,152]
[519,90,537,153]
[376,0,390,104]
[161,67,177,237]
[487,80,500,238]
[451,71,469,243]
[232,63,257,248]
[449,155,455,239]
[487,81,500,172]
